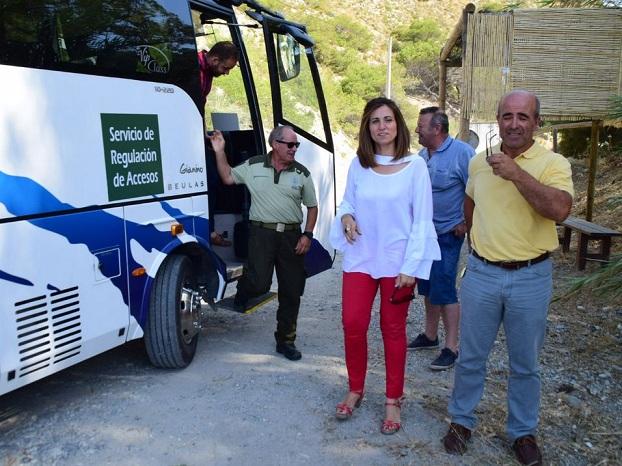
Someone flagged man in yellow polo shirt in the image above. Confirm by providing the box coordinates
[442,90,573,466]
[209,126,318,361]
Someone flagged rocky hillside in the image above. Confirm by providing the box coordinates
[272,0,464,36]
[262,0,470,147]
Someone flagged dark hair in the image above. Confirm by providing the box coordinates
[208,41,239,62]
[356,97,411,168]
[419,106,449,134]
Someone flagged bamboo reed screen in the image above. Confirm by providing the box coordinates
[462,8,622,122]
[462,13,513,122]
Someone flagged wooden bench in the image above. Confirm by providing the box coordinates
[558,216,622,270]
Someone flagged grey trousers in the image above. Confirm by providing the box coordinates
[448,254,552,441]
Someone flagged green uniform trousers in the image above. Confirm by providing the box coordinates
[236,224,306,344]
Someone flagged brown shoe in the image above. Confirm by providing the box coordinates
[442,423,471,455]
[210,232,232,247]
[512,435,542,466]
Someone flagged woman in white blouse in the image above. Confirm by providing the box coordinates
[331,97,440,434]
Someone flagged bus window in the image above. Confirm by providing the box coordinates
[276,35,326,144]
[234,5,274,143]
[0,0,197,96]
[192,9,253,132]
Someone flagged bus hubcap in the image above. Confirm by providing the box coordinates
[179,287,200,344]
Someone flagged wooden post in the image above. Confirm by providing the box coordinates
[586,120,601,221]
[439,61,447,111]
[553,128,558,153]
[438,3,475,138]
[459,116,470,142]
[458,5,475,141]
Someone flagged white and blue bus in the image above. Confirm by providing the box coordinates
[0,0,335,396]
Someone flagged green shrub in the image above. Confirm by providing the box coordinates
[559,128,590,157]
[340,62,385,101]
[304,14,372,71]
[333,15,372,52]
[559,126,622,158]
[556,255,622,302]
[394,18,444,44]
[393,18,443,95]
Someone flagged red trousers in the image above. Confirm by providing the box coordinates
[341,272,413,399]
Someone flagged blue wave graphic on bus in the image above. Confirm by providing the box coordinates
[158,198,210,239]
[0,171,211,323]
[0,171,73,214]
[0,269,34,287]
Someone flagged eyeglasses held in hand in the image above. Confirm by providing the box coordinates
[485,129,498,162]
[389,286,415,304]
[276,140,301,149]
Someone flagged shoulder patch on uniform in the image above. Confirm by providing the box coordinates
[292,161,310,177]
[248,155,265,165]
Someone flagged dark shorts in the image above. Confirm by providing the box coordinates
[417,231,465,305]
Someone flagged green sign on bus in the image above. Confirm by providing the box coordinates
[101,113,164,201]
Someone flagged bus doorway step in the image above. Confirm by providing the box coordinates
[218,291,276,314]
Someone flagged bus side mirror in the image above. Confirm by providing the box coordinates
[276,34,300,82]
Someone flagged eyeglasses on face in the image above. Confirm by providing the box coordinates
[276,140,301,149]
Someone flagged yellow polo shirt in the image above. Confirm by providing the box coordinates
[466,142,574,261]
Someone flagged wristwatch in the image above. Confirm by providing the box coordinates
[302,231,313,240]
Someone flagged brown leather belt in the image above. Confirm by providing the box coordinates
[250,220,300,232]
[472,250,550,270]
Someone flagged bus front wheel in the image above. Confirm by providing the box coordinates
[145,254,200,368]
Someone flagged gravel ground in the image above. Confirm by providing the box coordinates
[0,251,619,465]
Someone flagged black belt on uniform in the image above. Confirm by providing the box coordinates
[250,220,300,232]
[471,250,550,270]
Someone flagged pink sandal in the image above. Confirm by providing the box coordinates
[335,390,364,420]
[381,397,404,435]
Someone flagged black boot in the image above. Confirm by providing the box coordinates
[276,342,301,361]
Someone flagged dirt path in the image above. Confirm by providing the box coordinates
[0,253,615,465]
[0,256,465,466]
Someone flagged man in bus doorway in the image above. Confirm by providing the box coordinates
[198,41,240,247]
[209,126,318,361]
[198,41,239,105]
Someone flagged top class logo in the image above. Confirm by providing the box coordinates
[136,45,170,74]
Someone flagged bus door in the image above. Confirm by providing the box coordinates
[190,1,264,283]
[233,4,336,276]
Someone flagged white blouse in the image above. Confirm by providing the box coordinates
[330,155,440,279]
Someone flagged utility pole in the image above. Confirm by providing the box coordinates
[385,36,392,99]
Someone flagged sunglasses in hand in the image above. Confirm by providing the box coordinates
[389,286,415,304]
[485,128,499,163]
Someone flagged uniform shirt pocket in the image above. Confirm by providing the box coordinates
[252,175,271,190]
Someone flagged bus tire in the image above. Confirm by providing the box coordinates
[145,254,199,368]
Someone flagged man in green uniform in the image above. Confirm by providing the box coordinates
[209,126,318,361]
